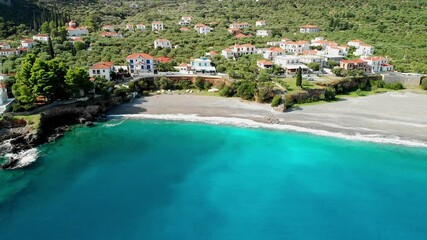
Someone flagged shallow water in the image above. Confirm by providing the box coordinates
[1,120,427,240]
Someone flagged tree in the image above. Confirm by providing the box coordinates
[332,68,344,76]
[194,77,204,90]
[236,81,256,100]
[295,67,302,87]
[47,34,55,59]
[65,67,92,96]
[154,77,172,90]
[257,71,270,81]
[271,95,282,107]
[421,78,427,90]
[307,62,320,71]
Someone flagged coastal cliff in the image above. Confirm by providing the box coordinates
[0,97,125,169]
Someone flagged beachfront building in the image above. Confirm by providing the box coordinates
[221,44,257,59]
[339,59,371,73]
[151,21,164,31]
[362,56,394,73]
[67,21,89,37]
[299,25,320,33]
[179,16,192,26]
[354,44,375,57]
[136,24,146,31]
[256,30,271,37]
[32,34,49,42]
[0,48,19,57]
[102,25,115,32]
[274,55,310,75]
[190,57,216,74]
[256,20,266,27]
[100,32,123,38]
[89,62,114,80]
[20,39,36,48]
[229,22,249,29]
[154,39,172,49]
[257,59,274,69]
[194,24,212,35]
[280,41,310,54]
[126,53,157,75]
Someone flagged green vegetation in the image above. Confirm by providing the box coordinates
[12,114,41,131]
[420,79,427,90]
[384,82,404,90]
[271,95,282,107]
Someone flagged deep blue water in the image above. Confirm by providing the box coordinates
[1,120,427,240]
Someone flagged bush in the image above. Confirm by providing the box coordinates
[236,81,256,100]
[355,89,365,96]
[194,77,204,90]
[271,95,282,107]
[154,77,172,90]
[421,79,427,90]
[325,86,336,100]
[204,81,213,89]
[219,85,235,97]
[384,82,404,90]
[176,80,192,89]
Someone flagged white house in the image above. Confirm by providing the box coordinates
[102,25,115,32]
[100,32,123,38]
[67,21,88,37]
[32,34,49,42]
[0,42,11,49]
[229,22,249,29]
[136,24,146,31]
[347,39,365,48]
[274,55,310,75]
[194,24,212,35]
[221,44,256,58]
[126,53,156,75]
[361,56,394,73]
[152,21,164,31]
[354,44,375,56]
[299,25,320,33]
[256,30,271,37]
[280,41,310,54]
[255,20,266,27]
[257,59,274,69]
[0,48,18,57]
[20,39,36,48]
[179,16,192,26]
[125,24,135,31]
[89,62,114,80]
[310,38,338,49]
[154,39,172,49]
[298,55,325,67]
[261,47,285,60]
[174,63,190,73]
[325,45,349,57]
[190,57,216,74]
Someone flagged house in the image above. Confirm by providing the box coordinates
[194,24,212,34]
[235,33,248,39]
[151,21,164,31]
[0,42,11,49]
[298,55,325,67]
[156,56,172,63]
[126,53,157,75]
[256,30,271,37]
[70,38,84,44]
[274,55,310,75]
[354,44,375,56]
[228,28,241,35]
[179,16,192,26]
[67,21,89,37]
[89,62,114,80]
[0,48,19,57]
[299,25,320,33]
[229,22,249,29]
[205,51,218,57]
[280,41,310,54]
[261,47,285,60]
[125,24,135,31]
[20,39,36,48]
[257,59,274,69]
[154,39,172,49]
[180,27,190,32]
[174,63,190,73]
[339,59,370,73]
[136,24,146,31]
[325,45,349,57]
[102,25,115,32]
[190,57,216,74]
[255,20,266,27]
[347,39,365,48]
[100,32,123,38]
[267,41,281,46]
[32,34,49,42]
[221,44,256,58]
[362,56,394,73]
[310,38,338,49]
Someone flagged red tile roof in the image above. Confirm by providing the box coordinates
[126,53,154,60]
[341,59,366,64]
[156,56,172,63]
[258,59,273,65]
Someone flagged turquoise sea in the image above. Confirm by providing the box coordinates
[1,119,427,240]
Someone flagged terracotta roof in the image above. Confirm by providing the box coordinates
[126,53,154,60]
[178,63,188,67]
[267,47,285,52]
[67,27,88,31]
[152,21,163,24]
[382,63,392,66]
[302,50,318,55]
[180,27,190,31]
[301,25,319,28]
[235,33,247,38]
[258,59,273,65]
[155,38,170,42]
[90,62,114,69]
[207,51,218,55]
[100,32,120,37]
[71,38,84,42]
[349,39,364,43]
[156,56,172,63]
[341,59,366,64]
[0,49,17,52]
[364,56,385,61]
[360,43,373,47]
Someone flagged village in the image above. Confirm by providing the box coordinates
[0,15,426,113]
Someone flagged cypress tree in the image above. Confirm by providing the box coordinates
[296,67,302,87]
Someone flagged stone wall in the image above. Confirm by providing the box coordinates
[381,73,424,87]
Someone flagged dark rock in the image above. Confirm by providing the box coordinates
[85,121,94,127]
[1,157,19,170]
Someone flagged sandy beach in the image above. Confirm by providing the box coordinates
[108,91,427,146]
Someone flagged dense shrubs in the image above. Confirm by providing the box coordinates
[271,95,282,107]
[384,82,404,90]
[421,79,427,90]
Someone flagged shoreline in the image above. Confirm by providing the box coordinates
[107,91,427,148]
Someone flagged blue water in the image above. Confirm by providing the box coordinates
[1,120,427,240]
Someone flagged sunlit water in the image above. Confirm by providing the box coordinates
[1,119,427,240]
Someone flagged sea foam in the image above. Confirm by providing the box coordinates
[4,148,39,169]
[108,113,427,148]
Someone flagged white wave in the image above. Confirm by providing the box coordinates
[108,114,427,148]
[4,148,39,169]
[104,120,125,127]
